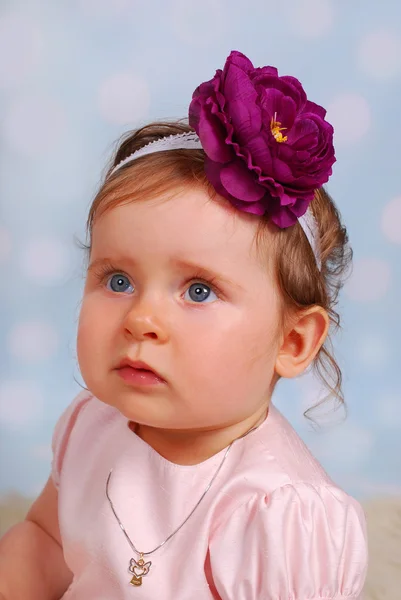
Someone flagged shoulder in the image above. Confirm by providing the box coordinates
[51,390,117,488]
[219,404,337,507]
[209,482,368,600]
[260,404,336,484]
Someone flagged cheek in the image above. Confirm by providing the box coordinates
[76,303,94,374]
[225,325,279,380]
[76,298,115,367]
[179,307,279,382]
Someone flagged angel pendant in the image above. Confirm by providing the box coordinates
[128,555,152,586]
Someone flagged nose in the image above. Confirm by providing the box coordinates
[123,297,169,344]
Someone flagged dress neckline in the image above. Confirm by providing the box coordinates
[121,404,274,471]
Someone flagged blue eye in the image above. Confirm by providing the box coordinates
[185,283,217,303]
[107,274,134,294]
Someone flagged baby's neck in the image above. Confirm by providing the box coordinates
[131,405,269,466]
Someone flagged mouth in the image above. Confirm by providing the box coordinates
[116,359,166,387]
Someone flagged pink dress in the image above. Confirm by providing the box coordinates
[52,391,368,599]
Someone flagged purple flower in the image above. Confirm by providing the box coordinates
[189,51,336,228]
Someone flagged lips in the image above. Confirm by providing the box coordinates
[116,359,165,383]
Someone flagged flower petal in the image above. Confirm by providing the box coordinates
[253,65,279,78]
[270,158,296,186]
[224,50,255,73]
[258,90,283,133]
[244,135,273,173]
[302,99,326,120]
[223,61,258,111]
[220,160,265,202]
[269,203,299,228]
[227,98,262,145]
[229,198,266,216]
[255,75,303,110]
[204,158,227,196]
[198,106,232,163]
[280,76,307,108]
[288,118,319,148]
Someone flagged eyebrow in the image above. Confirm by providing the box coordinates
[172,259,243,291]
[87,257,137,272]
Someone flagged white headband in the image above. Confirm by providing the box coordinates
[109,132,321,268]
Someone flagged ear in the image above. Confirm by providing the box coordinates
[275,306,330,379]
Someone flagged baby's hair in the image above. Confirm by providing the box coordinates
[87,121,213,236]
[86,122,352,422]
[256,189,352,421]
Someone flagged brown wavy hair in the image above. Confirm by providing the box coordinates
[86,121,352,422]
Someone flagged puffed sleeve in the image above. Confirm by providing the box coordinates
[208,483,368,599]
[51,390,92,488]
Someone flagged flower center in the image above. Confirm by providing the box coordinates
[271,113,288,143]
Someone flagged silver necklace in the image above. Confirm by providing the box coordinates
[106,419,264,587]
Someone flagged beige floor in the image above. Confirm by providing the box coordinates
[1,494,400,598]
[362,497,401,600]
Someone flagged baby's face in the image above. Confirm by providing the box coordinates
[77,186,283,431]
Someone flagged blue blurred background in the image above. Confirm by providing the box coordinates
[0,0,400,502]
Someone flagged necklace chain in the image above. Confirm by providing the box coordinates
[106,419,263,558]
